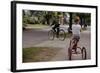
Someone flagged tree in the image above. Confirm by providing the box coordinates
[68,13,73,33]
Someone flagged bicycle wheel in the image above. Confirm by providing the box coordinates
[48,30,55,40]
[68,47,72,60]
[59,29,66,41]
[81,47,87,60]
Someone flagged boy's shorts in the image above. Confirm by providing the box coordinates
[72,35,80,42]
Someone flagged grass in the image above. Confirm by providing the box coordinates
[65,33,72,38]
[23,47,61,63]
[82,28,87,31]
[59,32,72,38]
[26,24,48,29]
[58,32,72,40]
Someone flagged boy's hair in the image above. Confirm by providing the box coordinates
[74,16,80,23]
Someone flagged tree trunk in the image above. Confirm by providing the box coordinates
[68,13,72,33]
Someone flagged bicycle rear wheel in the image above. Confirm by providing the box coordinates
[81,47,87,60]
[48,30,55,40]
[59,29,66,41]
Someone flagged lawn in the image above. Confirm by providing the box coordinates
[65,33,72,38]
[23,47,61,63]
[25,24,48,29]
[82,27,87,31]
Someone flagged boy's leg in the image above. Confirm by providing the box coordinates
[72,38,79,53]
[56,27,59,38]
[72,39,78,52]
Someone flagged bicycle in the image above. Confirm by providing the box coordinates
[48,27,66,41]
[68,38,87,60]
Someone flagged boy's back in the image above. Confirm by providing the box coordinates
[72,24,81,36]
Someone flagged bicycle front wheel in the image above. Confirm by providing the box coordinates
[59,29,66,41]
[48,30,55,40]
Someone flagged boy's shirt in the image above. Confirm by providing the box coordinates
[72,24,81,36]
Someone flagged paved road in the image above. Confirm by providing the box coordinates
[23,26,91,60]
[23,29,48,48]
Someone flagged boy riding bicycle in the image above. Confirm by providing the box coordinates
[51,19,60,38]
[71,16,81,53]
